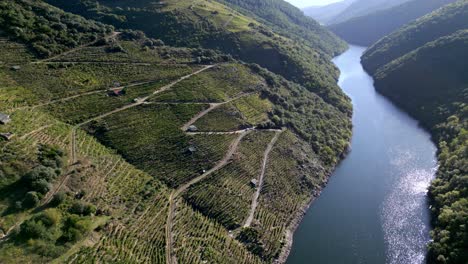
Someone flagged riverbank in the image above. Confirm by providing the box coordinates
[286,45,437,264]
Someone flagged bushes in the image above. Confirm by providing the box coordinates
[22,192,40,209]
[18,209,61,240]
[50,192,66,207]
[16,144,64,209]
[60,214,91,242]
[69,201,96,216]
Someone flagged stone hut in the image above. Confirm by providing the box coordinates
[187,125,198,132]
[187,146,197,154]
[0,132,14,141]
[108,87,125,96]
[250,179,258,188]
[0,113,11,124]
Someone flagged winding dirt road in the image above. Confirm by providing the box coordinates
[244,129,283,227]
[181,92,254,132]
[165,130,251,264]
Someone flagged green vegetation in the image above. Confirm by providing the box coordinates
[218,0,347,55]
[172,202,263,264]
[329,0,456,46]
[0,0,354,262]
[84,103,234,188]
[153,63,263,103]
[44,0,352,114]
[0,0,112,58]
[370,30,468,264]
[184,131,274,230]
[362,0,468,74]
[325,0,412,25]
[8,63,196,102]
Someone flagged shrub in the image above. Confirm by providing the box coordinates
[39,209,62,227]
[50,192,66,207]
[60,215,90,242]
[69,201,96,216]
[22,191,40,208]
[18,218,48,240]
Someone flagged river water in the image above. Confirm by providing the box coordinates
[286,46,437,264]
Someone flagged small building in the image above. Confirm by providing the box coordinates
[188,146,197,154]
[187,125,198,132]
[0,132,14,141]
[250,179,258,188]
[0,113,11,124]
[10,65,20,71]
[108,87,125,96]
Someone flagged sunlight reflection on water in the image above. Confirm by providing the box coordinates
[382,149,437,264]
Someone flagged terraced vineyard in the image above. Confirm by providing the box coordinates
[0,2,352,261]
[184,131,275,230]
[152,64,264,103]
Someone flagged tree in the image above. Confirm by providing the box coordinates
[23,191,40,208]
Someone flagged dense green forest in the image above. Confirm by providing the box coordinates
[0,0,352,263]
[0,0,112,58]
[361,0,468,74]
[363,6,468,261]
[44,0,352,116]
[329,0,456,46]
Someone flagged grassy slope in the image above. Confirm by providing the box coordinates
[370,29,468,264]
[361,0,468,74]
[329,0,456,46]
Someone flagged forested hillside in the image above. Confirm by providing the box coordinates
[303,0,355,25]
[325,0,411,25]
[44,0,351,115]
[329,0,456,46]
[0,0,352,263]
[361,0,468,74]
[0,0,112,57]
[218,0,347,56]
[362,5,468,262]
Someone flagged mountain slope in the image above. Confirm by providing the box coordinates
[45,0,351,115]
[373,29,468,264]
[0,0,112,57]
[329,0,457,46]
[303,0,355,25]
[361,2,468,262]
[328,0,411,24]
[0,0,352,263]
[362,0,468,74]
[217,0,347,56]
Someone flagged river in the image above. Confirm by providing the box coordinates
[286,46,437,264]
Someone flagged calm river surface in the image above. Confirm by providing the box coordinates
[286,46,437,264]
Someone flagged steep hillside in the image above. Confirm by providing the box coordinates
[44,0,352,115]
[303,0,355,25]
[328,0,411,24]
[371,29,468,264]
[217,0,347,56]
[362,0,468,74]
[329,0,456,46]
[0,0,352,263]
[0,0,113,58]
